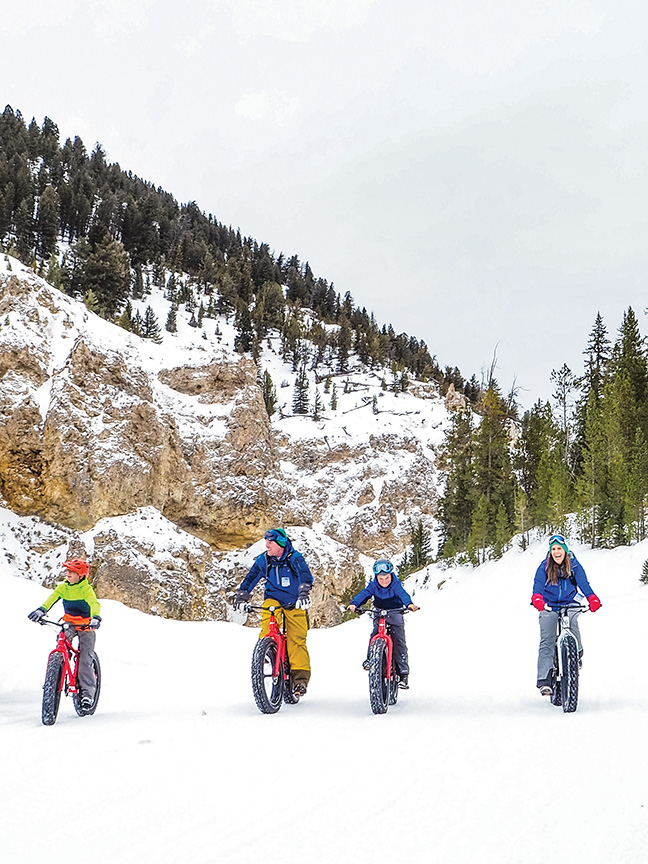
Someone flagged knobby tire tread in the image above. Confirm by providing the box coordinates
[561,634,579,713]
[42,652,64,726]
[251,636,283,714]
[368,639,389,714]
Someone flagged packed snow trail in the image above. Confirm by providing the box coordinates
[2,539,648,863]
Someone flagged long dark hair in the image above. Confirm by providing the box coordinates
[545,552,572,586]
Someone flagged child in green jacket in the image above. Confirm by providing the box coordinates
[28,558,101,708]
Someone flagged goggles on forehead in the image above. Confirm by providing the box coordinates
[549,534,567,546]
[373,559,394,575]
[264,529,287,547]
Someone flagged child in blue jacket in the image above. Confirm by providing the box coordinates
[348,558,418,688]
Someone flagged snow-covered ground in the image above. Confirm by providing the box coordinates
[2,537,648,863]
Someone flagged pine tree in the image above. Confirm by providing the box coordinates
[82,235,131,317]
[467,494,489,566]
[437,408,475,556]
[142,306,162,342]
[312,388,323,421]
[83,289,100,313]
[117,300,133,331]
[234,303,253,350]
[409,519,433,570]
[336,314,352,373]
[292,365,310,415]
[550,363,576,466]
[258,369,277,417]
[492,501,510,559]
[330,383,338,410]
[132,265,145,300]
[165,305,178,334]
[36,185,60,259]
[131,310,143,336]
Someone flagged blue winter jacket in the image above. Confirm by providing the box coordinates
[239,539,314,607]
[532,552,595,608]
[350,574,413,610]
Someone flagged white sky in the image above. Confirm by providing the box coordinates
[3,0,648,406]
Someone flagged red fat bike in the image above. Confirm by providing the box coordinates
[246,604,301,714]
[39,619,101,725]
[356,607,410,715]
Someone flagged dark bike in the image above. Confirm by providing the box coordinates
[546,603,587,713]
[246,604,300,714]
[356,607,410,715]
[39,619,101,725]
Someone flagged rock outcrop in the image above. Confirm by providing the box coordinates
[1,263,444,623]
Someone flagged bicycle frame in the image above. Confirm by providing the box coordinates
[246,604,288,682]
[43,620,88,696]
[359,606,410,680]
[370,614,395,680]
[547,604,586,678]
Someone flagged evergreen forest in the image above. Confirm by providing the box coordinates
[2,105,647,565]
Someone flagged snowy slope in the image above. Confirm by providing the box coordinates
[1,253,447,566]
[2,537,648,864]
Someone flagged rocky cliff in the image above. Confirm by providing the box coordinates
[0,257,446,625]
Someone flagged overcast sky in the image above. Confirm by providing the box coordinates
[4,0,648,406]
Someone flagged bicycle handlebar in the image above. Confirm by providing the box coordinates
[240,602,296,613]
[39,618,93,631]
[350,606,412,615]
[544,603,588,613]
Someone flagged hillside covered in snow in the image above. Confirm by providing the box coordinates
[0,253,450,623]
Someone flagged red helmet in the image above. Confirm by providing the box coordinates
[62,558,90,577]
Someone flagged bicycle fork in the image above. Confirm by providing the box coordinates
[555,614,577,679]
[266,615,287,681]
[370,630,394,678]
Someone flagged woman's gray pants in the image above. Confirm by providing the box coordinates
[537,609,582,687]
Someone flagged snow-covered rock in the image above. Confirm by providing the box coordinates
[0,255,449,622]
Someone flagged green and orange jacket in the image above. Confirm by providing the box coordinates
[40,578,101,625]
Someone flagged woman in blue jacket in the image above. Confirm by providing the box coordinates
[348,559,418,689]
[531,534,601,695]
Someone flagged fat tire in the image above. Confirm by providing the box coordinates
[368,639,389,715]
[251,637,283,714]
[560,634,579,713]
[73,653,102,717]
[42,652,64,726]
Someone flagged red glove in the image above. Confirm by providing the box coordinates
[588,594,601,612]
[531,593,546,611]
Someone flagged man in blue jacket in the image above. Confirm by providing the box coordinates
[348,559,418,688]
[234,528,314,696]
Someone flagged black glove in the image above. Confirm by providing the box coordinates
[90,616,101,629]
[28,607,46,623]
[233,589,251,611]
[295,584,312,611]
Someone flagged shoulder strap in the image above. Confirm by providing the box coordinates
[265,550,297,576]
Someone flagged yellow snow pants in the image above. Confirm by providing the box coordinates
[260,598,311,685]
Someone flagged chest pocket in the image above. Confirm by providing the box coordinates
[267,552,296,588]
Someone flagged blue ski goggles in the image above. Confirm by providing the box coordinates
[373,559,394,575]
[548,534,567,546]
[264,529,287,548]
